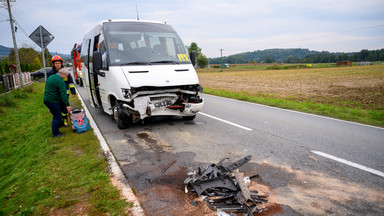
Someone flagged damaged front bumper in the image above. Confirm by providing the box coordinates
[121,92,204,120]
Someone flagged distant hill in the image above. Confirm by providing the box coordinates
[49,52,71,60]
[209,48,356,64]
[0,45,11,57]
[0,44,70,60]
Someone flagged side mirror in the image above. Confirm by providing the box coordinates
[93,51,105,77]
[190,51,196,66]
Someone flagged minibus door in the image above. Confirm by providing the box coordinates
[89,35,102,107]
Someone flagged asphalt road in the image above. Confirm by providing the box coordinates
[76,85,384,216]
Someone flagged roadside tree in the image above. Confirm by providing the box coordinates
[197,55,209,68]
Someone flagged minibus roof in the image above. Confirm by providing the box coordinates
[82,19,172,42]
[98,19,170,26]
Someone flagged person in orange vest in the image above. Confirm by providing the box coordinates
[48,55,76,126]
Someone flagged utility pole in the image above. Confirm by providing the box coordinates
[5,0,23,87]
[136,4,140,20]
[220,49,223,72]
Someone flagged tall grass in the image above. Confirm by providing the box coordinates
[0,83,130,215]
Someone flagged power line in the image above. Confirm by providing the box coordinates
[12,12,31,33]
[1,1,34,49]
[13,18,30,38]
[6,4,34,46]
[13,2,33,32]
[0,11,8,18]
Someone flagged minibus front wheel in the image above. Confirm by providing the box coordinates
[183,115,196,121]
[112,100,131,129]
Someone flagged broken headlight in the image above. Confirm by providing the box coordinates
[187,84,203,93]
[121,88,132,100]
[197,85,203,93]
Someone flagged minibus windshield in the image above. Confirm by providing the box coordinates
[103,22,190,66]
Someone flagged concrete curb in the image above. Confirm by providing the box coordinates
[75,88,145,215]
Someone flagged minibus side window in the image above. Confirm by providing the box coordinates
[98,40,108,70]
[80,39,90,69]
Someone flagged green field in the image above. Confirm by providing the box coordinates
[202,62,384,72]
[198,64,384,127]
[0,83,131,215]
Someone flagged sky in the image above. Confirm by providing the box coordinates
[0,0,383,58]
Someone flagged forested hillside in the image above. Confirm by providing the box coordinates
[0,45,11,58]
[209,48,384,64]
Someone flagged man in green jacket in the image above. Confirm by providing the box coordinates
[44,68,72,137]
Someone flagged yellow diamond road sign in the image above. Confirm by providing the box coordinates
[29,25,54,49]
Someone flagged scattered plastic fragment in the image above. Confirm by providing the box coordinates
[184,155,269,215]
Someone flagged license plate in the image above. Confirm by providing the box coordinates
[154,100,172,108]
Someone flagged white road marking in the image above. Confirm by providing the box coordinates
[203,94,384,130]
[199,112,253,131]
[311,150,384,178]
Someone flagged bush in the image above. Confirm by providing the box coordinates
[267,65,281,70]
[13,89,28,99]
[267,64,310,70]
[22,85,34,93]
[0,94,16,107]
[0,85,33,107]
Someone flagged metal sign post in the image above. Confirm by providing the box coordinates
[39,26,46,81]
[29,25,54,81]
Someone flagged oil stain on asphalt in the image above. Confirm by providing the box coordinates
[119,130,298,215]
[118,127,384,215]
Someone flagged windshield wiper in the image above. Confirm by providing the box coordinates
[120,61,151,66]
[150,60,180,64]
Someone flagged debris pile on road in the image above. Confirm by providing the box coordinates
[184,155,269,215]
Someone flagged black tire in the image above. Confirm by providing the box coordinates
[112,100,131,129]
[182,115,196,121]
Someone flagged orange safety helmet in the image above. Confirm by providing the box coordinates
[51,55,63,63]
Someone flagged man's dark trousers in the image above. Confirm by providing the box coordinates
[44,101,62,136]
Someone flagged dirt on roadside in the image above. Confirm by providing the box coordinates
[117,130,384,216]
[119,131,287,216]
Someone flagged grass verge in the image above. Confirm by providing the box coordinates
[0,83,130,215]
[204,88,384,127]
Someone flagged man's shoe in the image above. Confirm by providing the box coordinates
[53,132,65,138]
